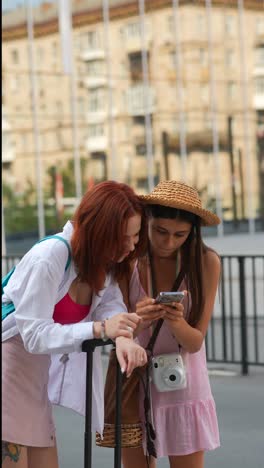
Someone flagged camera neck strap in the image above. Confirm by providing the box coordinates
[141,255,185,462]
[145,248,185,356]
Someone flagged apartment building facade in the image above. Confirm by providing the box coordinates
[2,0,264,220]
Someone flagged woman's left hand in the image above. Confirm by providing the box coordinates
[115,337,147,377]
[162,301,184,322]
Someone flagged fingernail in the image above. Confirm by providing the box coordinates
[121,367,125,373]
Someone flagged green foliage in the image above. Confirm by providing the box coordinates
[47,158,88,198]
[197,185,217,212]
[3,180,39,235]
[3,158,89,236]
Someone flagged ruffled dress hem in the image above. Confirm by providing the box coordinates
[142,397,220,458]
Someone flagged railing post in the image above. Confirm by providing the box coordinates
[84,346,93,468]
[221,257,227,361]
[238,257,248,375]
[114,353,122,468]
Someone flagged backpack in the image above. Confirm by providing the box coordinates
[2,235,71,321]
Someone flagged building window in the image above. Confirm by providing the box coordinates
[197,14,206,33]
[52,41,57,64]
[88,88,105,112]
[136,177,148,190]
[255,46,264,67]
[123,21,141,39]
[255,77,264,95]
[129,52,144,81]
[201,83,209,103]
[133,116,145,126]
[225,48,235,67]
[170,50,177,68]
[257,110,264,129]
[10,76,19,92]
[204,112,213,129]
[88,124,104,137]
[56,101,63,116]
[227,81,236,100]
[86,61,104,76]
[172,113,188,134]
[256,18,264,36]
[135,142,147,156]
[168,15,174,34]
[38,47,44,63]
[11,49,19,64]
[199,48,207,66]
[82,30,100,50]
[77,97,85,116]
[225,15,235,36]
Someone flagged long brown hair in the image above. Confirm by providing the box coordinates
[146,204,210,326]
[71,181,147,293]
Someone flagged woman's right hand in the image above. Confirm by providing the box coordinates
[115,337,147,377]
[136,297,165,324]
[94,312,141,340]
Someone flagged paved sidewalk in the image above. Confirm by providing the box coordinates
[54,364,264,468]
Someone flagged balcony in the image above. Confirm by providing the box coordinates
[2,136,15,163]
[85,136,108,152]
[80,49,105,61]
[86,110,107,123]
[253,94,264,110]
[86,107,118,123]
[126,85,156,116]
[84,76,108,88]
[122,22,152,53]
[2,149,14,164]
[2,114,15,164]
[253,74,264,109]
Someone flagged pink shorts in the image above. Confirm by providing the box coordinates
[2,334,56,447]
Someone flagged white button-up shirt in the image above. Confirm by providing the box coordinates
[2,221,127,434]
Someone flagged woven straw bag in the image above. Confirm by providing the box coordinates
[96,347,145,448]
[96,260,148,448]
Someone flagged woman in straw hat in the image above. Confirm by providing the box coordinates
[122,180,221,468]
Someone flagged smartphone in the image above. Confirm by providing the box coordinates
[155,291,185,304]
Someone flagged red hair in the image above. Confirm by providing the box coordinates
[71,181,147,293]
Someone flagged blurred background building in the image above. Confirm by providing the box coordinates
[2,0,264,243]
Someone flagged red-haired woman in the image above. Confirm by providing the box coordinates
[2,181,148,468]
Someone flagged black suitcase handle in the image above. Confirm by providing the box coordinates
[82,339,122,468]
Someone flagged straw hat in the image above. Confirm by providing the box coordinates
[139,180,221,226]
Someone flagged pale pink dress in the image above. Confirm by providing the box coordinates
[129,265,220,458]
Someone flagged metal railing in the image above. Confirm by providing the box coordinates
[2,254,264,375]
[206,255,264,374]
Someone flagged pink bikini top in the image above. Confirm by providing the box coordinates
[53,293,91,325]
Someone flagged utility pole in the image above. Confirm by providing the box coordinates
[227,116,238,227]
[162,131,170,179]
[238,148,245,220]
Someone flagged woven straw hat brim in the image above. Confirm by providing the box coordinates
[139,195,221,226]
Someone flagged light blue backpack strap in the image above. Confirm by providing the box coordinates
[2,235,71,322]
[37,235,71,271]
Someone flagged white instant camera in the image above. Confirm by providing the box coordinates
[151,353,187,392]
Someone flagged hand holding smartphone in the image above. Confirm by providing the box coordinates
[155,291,185,304]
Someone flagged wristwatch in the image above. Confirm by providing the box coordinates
[100,319,108,342]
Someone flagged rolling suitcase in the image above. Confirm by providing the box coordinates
[82,339,122,468]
